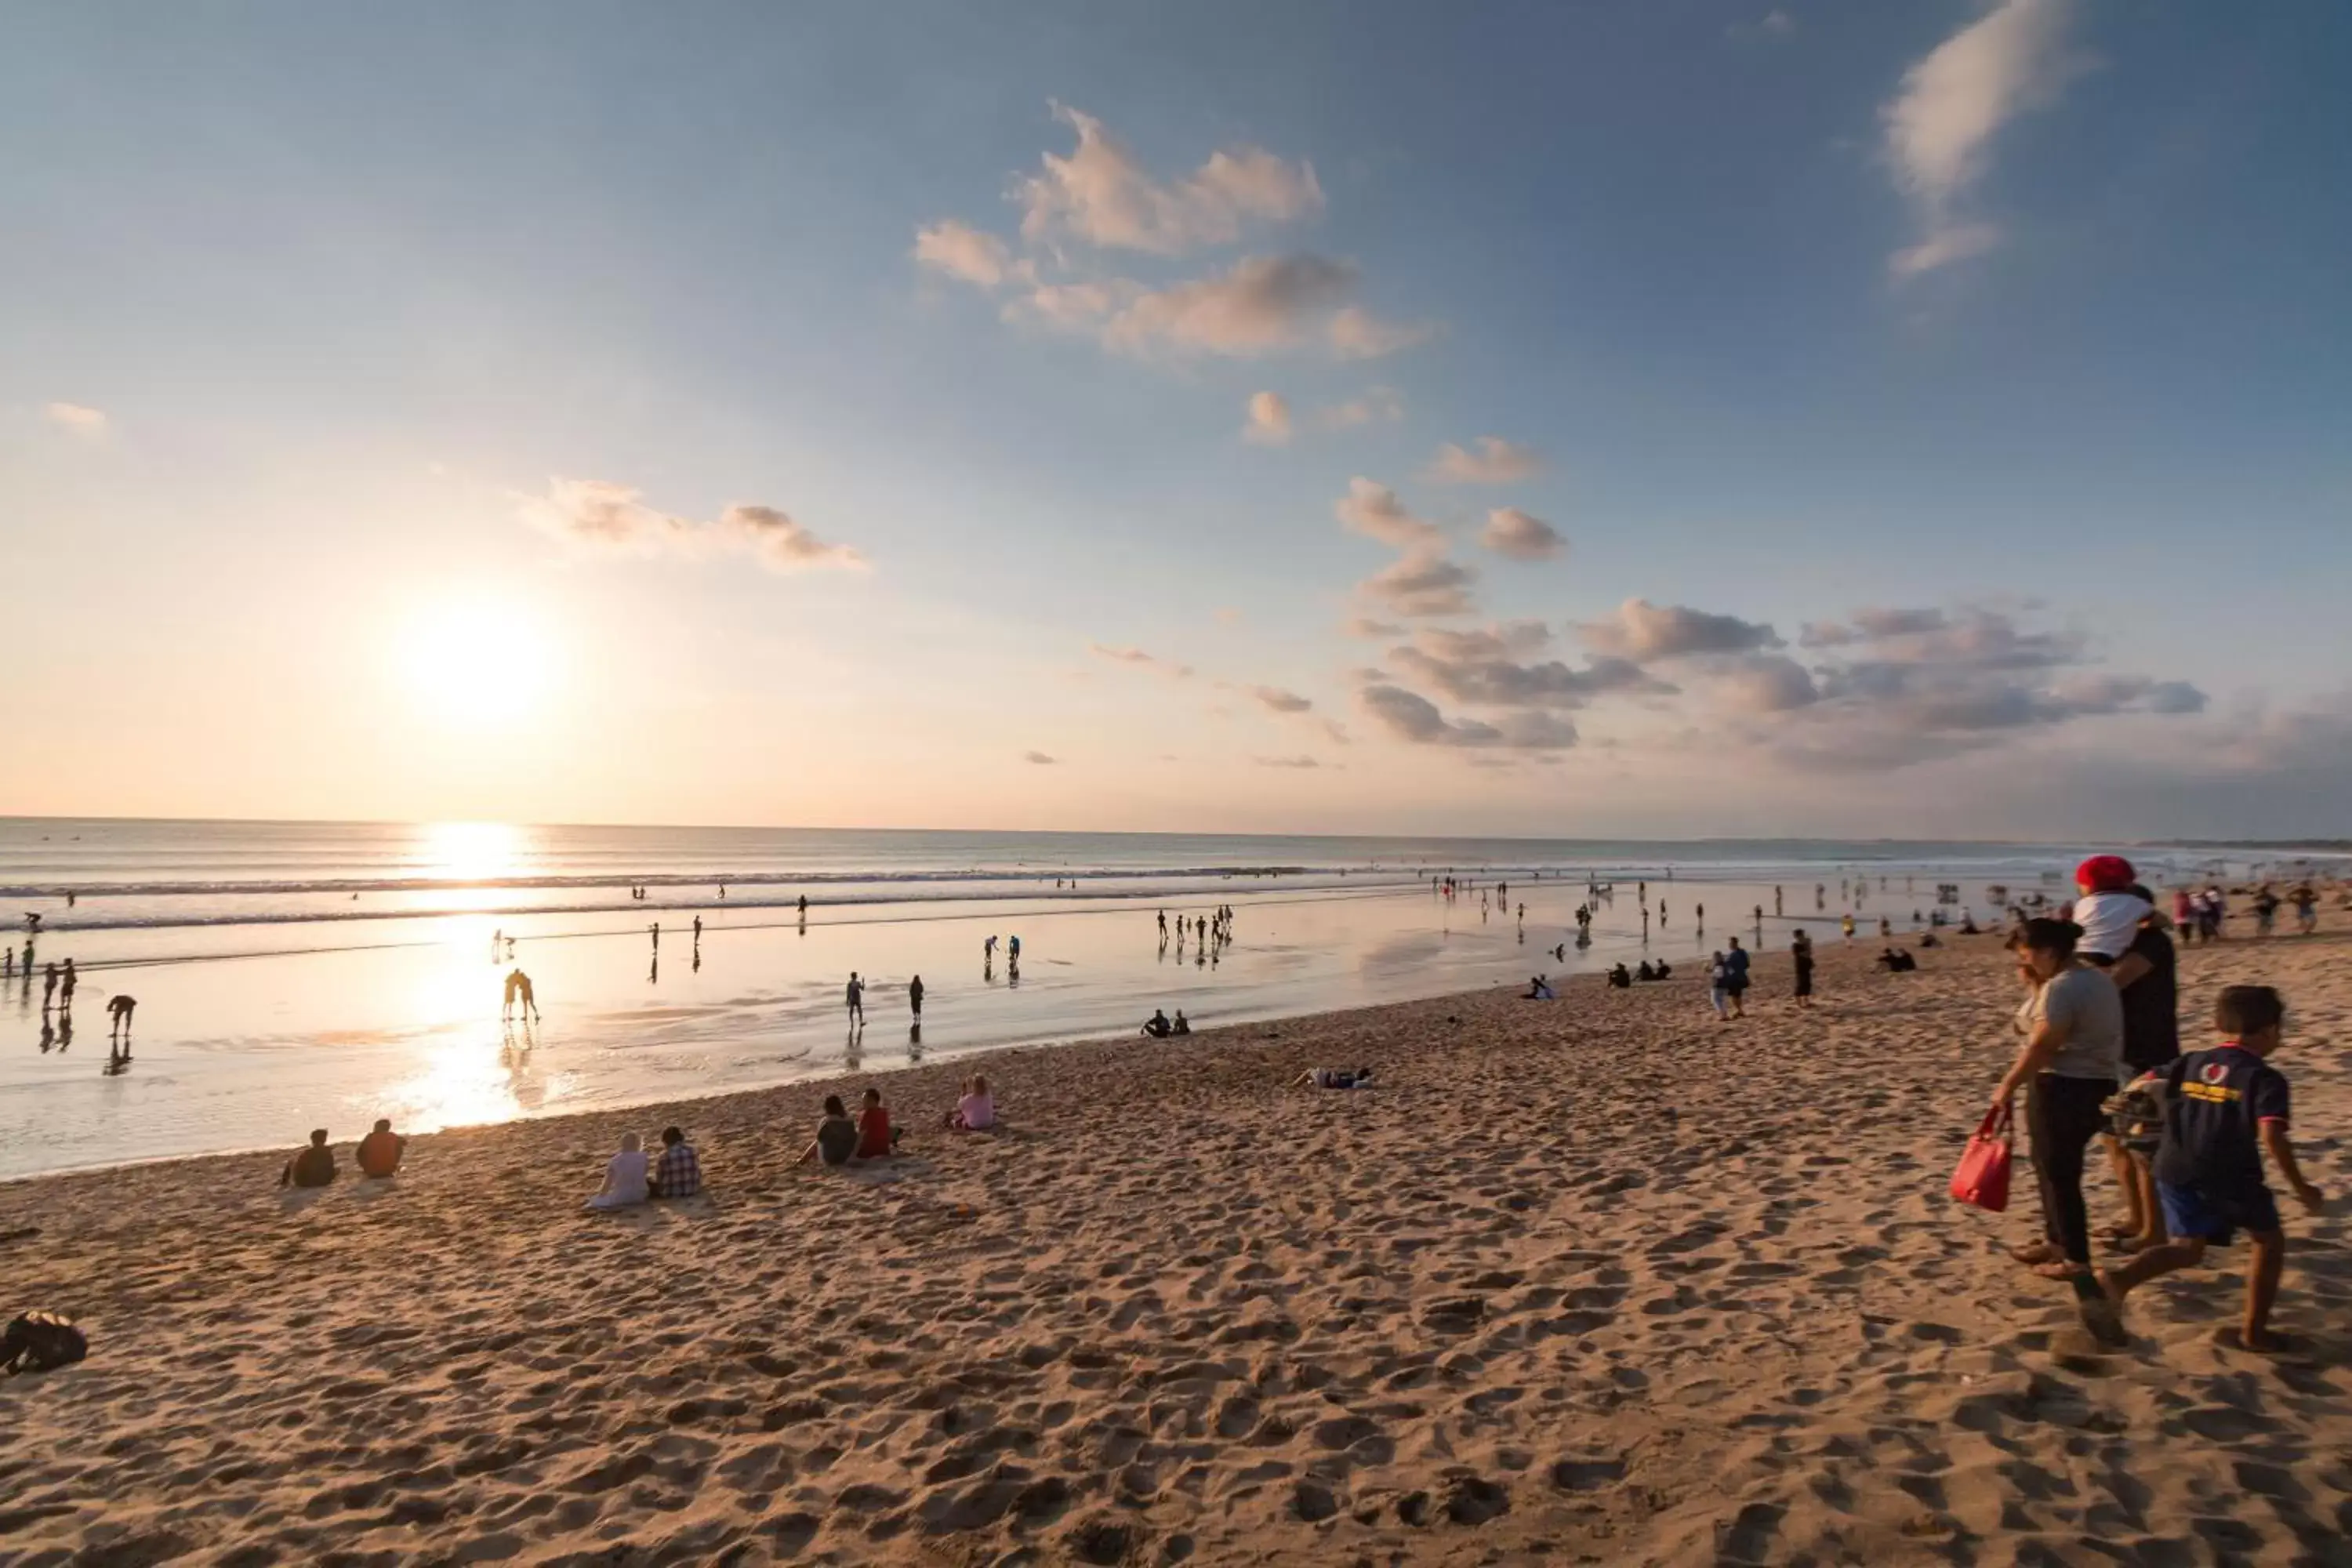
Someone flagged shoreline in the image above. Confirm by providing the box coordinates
[7,931,2348,1565]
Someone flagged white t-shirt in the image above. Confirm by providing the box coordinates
[590,1149,649,1207]
[2072,891,2153,960]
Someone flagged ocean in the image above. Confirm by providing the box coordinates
[0,818,2273,1181]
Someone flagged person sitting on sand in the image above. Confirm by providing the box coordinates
[947,1073,996,1131]
[1607,964,1632,989]
[1141,1009,1173,1038]
[648,1126,701,1199]
[1919,931,1942,949]
[585,1131,650,1210]
[800,1096,860,1167]
[2096,986,2325,1352]
[355,1118,405,1179]
[1292,1066,1374,1089]
[280,1129,336,1189]
[1635,960,1657,982]
[855,1087,897,1159]
[1523,975,1555,1000]
[1171,1009,1192,1034]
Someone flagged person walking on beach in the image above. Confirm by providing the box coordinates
[58,959,75,1013]
[2096,986,2324,1352]
[2103,887,2180,1250]
[797,895,808,920]
[1995,917,2127,1341]
[1791,930,1815,1007]
[1775,885,1784,916]
[846,972,865,1025]
[908,974,924,1020]
[42,962,57,1012]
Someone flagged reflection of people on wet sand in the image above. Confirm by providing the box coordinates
[502,968,539,1022]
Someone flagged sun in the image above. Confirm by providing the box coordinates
[397,593,556,726]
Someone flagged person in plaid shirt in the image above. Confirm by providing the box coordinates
[650,1125,701,1200]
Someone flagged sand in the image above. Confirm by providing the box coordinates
[4,931,2350,1566]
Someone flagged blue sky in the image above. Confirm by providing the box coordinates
[4,1,2348,837]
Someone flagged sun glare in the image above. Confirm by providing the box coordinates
[398,594,555,726]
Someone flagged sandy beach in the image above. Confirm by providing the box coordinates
[5,931,2349,1566]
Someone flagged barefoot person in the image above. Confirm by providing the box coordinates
[1994,917,2125,1340]
[2099,987,2325,1351]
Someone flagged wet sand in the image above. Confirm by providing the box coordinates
[4,931,2349,1565]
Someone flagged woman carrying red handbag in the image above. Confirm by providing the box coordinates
[1991,916,2128,1344]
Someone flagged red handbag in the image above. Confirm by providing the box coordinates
[1951,1104,2013,1212]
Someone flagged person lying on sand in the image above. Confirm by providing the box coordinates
[355,1119,405,1179]
[1293,1066,1375,1090]
[280,1129,336,1189]
[1523,976,1555,1000]
[584,1132,649,1210]
[946,1074,996,1131]
[800,1096,859,1167]
[649,1126,701,1199]
[1141,1009,1173,1038]
[855,1087,898,1159]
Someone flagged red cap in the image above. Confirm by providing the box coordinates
[2074,855,2136,893]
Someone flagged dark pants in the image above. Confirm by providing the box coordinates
[2029,1073,2113,1266]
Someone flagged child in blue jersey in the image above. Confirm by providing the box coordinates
[2098,985,2325,1351]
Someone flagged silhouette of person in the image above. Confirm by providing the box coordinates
[108,993,136,1040]
[847,972,865,1025]
[909,974,924,1019]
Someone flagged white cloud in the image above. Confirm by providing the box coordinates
[1319,386,1405,429]
[912,220,1028,288]
[516,478,862,573]
[1249,685,1314,713]
[1479,506,1564,561]
[44,402,108,437]
[1359,550,1476,619]
[1719,655,1821,713]
[1577,598,1780,660]
[1881,0,2086,277]
[1017,104,1323,256]
[1098,253,1359,358]
[1243,390,1293,446]
[1333,477,1441,549]
[1428,436,1543,485]
[1358,685,1578,750]
[1888,221,2002,278]
[1089,643,1193,678]
[1328,306,1434,360]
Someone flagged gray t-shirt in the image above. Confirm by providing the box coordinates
[2016,965,2124,1081]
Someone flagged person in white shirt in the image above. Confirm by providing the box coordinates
[585,1131,650,1210]
[2071,855,2154,964]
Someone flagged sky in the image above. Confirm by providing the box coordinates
[4,0,2349,840]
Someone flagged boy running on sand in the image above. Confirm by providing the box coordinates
[2099,986,2325,1351]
